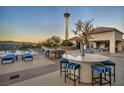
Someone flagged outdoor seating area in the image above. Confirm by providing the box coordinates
[62,52,116,86]
[0,50,123,86]
[0,48,117,86]
[0,50,35,64]
[0,48,118,86]
[44,49,66,59]
[84,48,104,53]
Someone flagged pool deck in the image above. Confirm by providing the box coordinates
[1,50,124,86]
[0,54,55,75]
[0,51,60,85]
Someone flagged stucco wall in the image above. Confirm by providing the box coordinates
[90,31,115,41]
[115,31,123,51]
[115,31,122,40]
[90,31,116,53]
[116,41,122,51]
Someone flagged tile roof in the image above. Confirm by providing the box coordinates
[93,27,124,34]
[69,36,82,41]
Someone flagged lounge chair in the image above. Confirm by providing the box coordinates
[41,48,45,52]
[22,51,33,61]
[1,53,15,64]
[56,50,66,58]
[49,50,66,59]
[96,48,103,53]
[84,48,94,53]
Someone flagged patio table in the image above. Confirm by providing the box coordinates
[62,54,109,83]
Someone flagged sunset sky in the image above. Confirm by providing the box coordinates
[0,6,124,43]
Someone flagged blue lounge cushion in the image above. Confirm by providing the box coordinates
[2,53,15,61]
[24,54,32,57]
[84,48,94,53]
[2,57,13,60]
[23,52,33,59]
[96,48,103,53]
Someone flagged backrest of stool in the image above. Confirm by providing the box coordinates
[103,60,115,66]
[60,58,69,63]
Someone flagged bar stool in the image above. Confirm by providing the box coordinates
[103,60,116,82]
[91,64,111,86]
[60,58,69,76]
[64,62,80,86]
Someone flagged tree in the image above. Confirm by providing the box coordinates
[42,36,61,49]
[73,19,94,56]
[36,43,42,48]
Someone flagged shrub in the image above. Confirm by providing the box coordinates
[61,40,74,46]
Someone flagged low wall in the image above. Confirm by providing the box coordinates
[60,46,75,50]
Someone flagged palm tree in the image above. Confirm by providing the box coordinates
[73,19,94,56]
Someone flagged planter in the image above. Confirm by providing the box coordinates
[60,46,75,50]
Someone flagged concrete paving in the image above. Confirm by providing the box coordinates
[11,71,89,86]
[0,55,55,75]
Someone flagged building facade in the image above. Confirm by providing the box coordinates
[70,27,124,53]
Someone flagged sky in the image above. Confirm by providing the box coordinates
[0,6,124,43]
